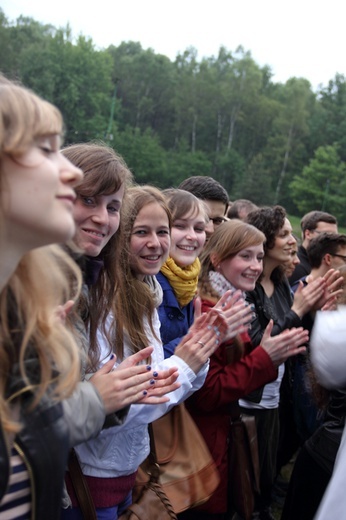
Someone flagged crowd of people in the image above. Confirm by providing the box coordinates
[1,74,346,520]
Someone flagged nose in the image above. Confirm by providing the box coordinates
[147,233,161,248]
[59,154,83,187]
[205,220,214,237]
[250,259,262,271]
[91,205,109,225]
[186,227,197,240]
[288,234,296,245]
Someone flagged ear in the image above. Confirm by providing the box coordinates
[305,229,313,241]
[324,253,332,267]
[210,253,220,268]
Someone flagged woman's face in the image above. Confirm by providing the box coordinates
[170,208,206,267]
[267,218,296,266]
[130,202,171,280]
[218,244,264,291]
[284,242,300,277]
[73,184,125,257]
[1,135,82,250]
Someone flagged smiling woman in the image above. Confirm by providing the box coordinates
[156,189,208,357]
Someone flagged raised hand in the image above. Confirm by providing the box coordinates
[175,308,228,374]
[292,278,326,317]
[260,320,309,367]
[213,289,254,341]
[89,346,179,413]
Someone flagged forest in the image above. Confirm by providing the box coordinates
[1,8,346,224]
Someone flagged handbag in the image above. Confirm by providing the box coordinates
[150,402,220,513]
[228,405,260,520]
[67,449,97,520]
[119,424,177,520]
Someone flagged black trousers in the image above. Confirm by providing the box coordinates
[239,407,279,512]
[280,444,331,520]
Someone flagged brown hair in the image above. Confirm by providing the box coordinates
[62,142,133,369]
[162,188,208,223]
[114,185,171,359]
[199,219,265,300]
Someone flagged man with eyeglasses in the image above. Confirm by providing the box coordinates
[287,232,345,454]
[289,211,338,285]
[178,176,229,242]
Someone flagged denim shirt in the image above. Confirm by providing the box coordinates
[156,272,195,358]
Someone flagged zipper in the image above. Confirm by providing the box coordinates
[14,441,36,520]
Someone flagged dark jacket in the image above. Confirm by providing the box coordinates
[156,272,195,358]
[306,389,346,475]
[1,363,70,520]
[246,279,300,348]
[244,279,301,402]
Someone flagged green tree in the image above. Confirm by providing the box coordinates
[290,144,346,223]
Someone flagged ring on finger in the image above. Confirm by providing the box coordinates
[197,340,205,347]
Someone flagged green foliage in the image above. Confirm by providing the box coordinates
[112,126,167,186]
[290,144,346,224]
[2,7,346,218]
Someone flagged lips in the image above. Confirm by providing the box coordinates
[177,245,196,251]
[82,228,106,238]
[142,255,161,261]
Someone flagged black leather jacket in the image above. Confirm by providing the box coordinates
[306,389,346,475]
[0,363,70,520]
[243,279,301,403]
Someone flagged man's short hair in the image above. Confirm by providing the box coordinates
[227,199,258,220]
[307,232,346,268]
[178,176,229,207]
[301,211,337,234]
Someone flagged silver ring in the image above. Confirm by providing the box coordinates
[197,340,205,347]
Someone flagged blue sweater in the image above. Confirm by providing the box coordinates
[156,272,195,358]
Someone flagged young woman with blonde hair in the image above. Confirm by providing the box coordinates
[0,75,83,518]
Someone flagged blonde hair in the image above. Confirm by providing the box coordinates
[114,185,171,359]
[0,77,81,433]
[0,75,63,157]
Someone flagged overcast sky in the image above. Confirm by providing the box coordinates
[1,0,345,90]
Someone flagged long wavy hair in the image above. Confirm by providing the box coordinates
[113,185,172,359]
[0,76,82,433]
[62,142,133,370]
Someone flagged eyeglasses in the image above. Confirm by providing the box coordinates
[331,253,346,263]
[209,217,227,227]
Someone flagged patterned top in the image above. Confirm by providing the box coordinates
[0,447,31,519]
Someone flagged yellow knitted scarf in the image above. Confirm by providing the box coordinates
[160,257,200,307]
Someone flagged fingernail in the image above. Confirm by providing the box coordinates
[146,365,151,371]
[250,304,255,311]
[153,371,158,377]
[150,379,155,385]
[143,390,148,396]
[110,353,115,360]
[207,325,212,330]
[222,303,226,308]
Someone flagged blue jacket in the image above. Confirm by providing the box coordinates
[156,272,195,358]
